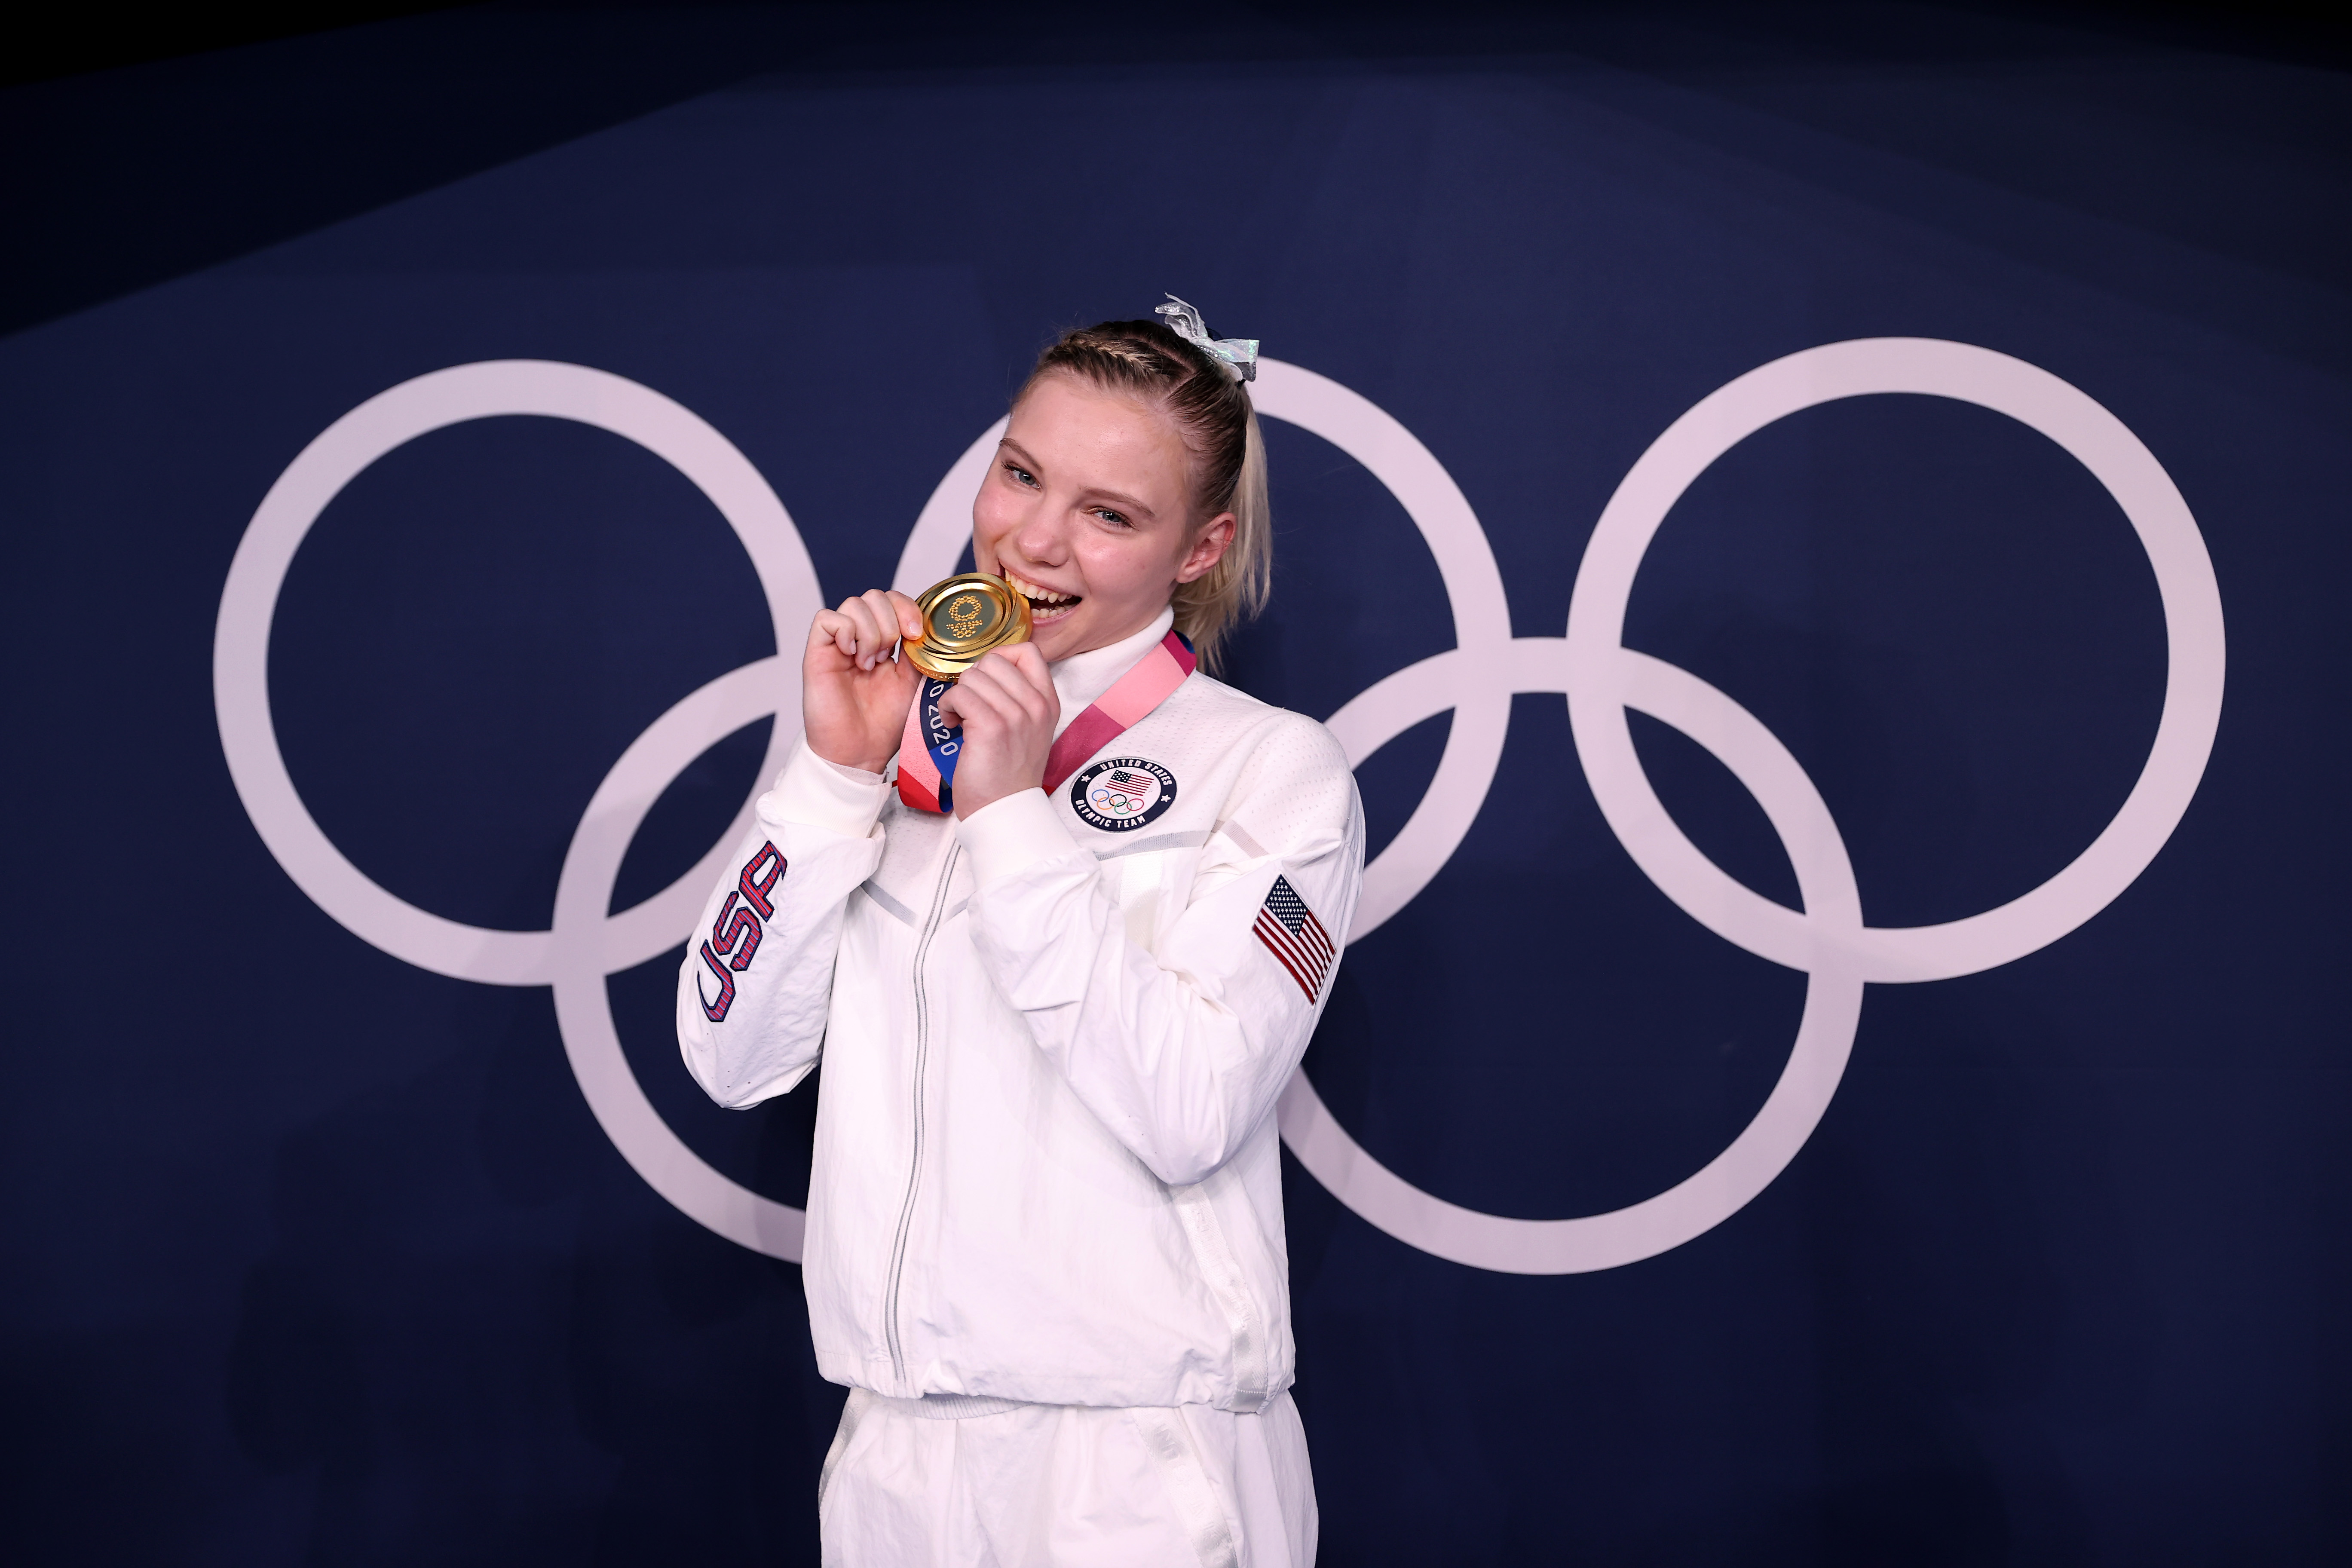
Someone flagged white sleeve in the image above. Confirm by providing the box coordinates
[675,736,891,1109]
[957,719,1365,1186]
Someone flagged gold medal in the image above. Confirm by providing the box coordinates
[904,573,1033,680]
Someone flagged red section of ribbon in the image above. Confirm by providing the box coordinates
[1041,706,1126,794]
[895,690,941,812]
[894,763,941,814]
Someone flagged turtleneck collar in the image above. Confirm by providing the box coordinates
[1047,606,1175,738]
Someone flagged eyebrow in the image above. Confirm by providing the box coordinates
[997,438,1159,522]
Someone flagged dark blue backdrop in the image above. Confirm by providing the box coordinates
[4,6,2347,1564]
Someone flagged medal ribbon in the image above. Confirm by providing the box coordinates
[895,628,1197,815]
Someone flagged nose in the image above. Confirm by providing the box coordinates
[1011,506,1069,569]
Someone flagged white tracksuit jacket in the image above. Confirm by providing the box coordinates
[676,611,1366,1415]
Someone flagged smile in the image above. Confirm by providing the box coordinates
[1004,569,1083,625]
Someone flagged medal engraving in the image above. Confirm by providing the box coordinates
[906,573,1032,679]
[943,593,990,640]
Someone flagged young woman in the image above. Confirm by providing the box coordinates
[677,305,1364,1568]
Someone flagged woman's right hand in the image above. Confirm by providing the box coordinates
[803,590,925,775]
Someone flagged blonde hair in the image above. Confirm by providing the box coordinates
[1017,318,1271,672]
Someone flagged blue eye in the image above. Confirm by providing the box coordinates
[1004,462,1038,487]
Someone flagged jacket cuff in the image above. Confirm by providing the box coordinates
[764,736,892,839]
[957,787,1082,888]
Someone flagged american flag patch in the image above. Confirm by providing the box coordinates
[1254,876,1335,1001]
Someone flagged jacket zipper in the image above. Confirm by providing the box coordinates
[883,839,959,1389]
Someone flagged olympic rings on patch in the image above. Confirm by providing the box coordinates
[217,343,2223,1274]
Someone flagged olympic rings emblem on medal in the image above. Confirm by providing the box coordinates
[214,341,2224,1276]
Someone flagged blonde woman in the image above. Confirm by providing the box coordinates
[679,303,1363,1567]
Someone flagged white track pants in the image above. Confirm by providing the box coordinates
[817,1389,1317,1568]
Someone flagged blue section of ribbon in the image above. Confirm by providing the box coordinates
[919,677,960,813]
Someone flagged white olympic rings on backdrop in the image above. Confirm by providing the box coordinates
[214,361,820,1259]
[1275,338,2224,1273]
[214,342,2223,1276]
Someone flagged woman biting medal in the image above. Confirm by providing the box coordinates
[677,298,1364,1568]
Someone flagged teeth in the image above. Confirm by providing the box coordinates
[1005,570,1078,605]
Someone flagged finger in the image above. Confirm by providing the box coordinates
[969,649,1056,724]
[808,607,856,662]
[994,644,1060,709]
[834,595,888,669]
[885,590,925,644]
[858,590,908,664]
[933,686,985,735]
[940,671,1016,732]
[936,671,1001,726]
[956,658,1030,717]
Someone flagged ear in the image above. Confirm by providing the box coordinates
[1174,512,1236,585]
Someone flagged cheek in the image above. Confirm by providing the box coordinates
[1072,530,1182,606]
[970,487,1017,557]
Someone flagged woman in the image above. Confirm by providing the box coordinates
[677,301,1364,1567]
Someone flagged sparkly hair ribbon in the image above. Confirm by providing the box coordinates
[1154,295,1259,383]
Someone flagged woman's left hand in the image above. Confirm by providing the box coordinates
[933,643,1060,819]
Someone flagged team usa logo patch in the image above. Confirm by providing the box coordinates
[1254,876,1335,1001]
[1069,756,1178,833]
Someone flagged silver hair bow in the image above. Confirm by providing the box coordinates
[1155,294,1259,383]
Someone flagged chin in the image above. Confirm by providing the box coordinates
[1028,614,1086,657]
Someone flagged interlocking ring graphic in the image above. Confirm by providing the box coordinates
[215,342,2223,1276]
[214,362,820,1259]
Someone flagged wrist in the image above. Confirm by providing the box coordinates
[952,782,1003,820]
[815,752,894,775]
[805,735,896,775]
[949,750,1053,820]
[772,736,893,837]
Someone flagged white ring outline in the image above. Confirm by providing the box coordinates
[213,359,818,1259]
[213,341,2222,1276]
[1567,337,2226,983]
[1275,337,2224,1273]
